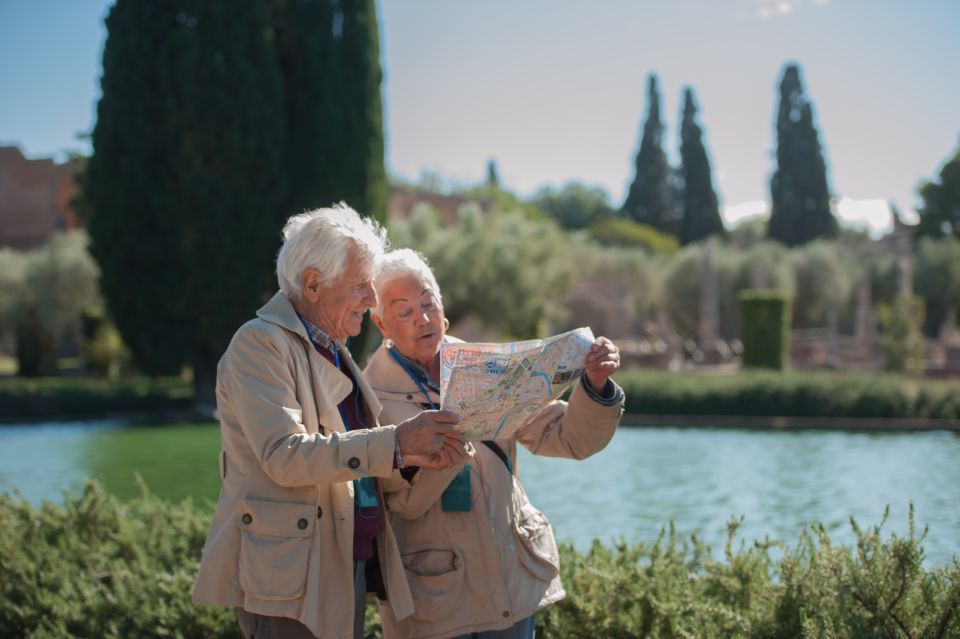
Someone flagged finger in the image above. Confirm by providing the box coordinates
[442,440,467,460]
[441,430,466,445]
[428,409,460,424]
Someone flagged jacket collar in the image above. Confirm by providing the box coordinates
[257,290,384,425]
[257,290,311,342]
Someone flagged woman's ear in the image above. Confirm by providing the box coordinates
[371,311,387,337]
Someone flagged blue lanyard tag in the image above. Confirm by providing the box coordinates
[441,465,472,512]
[354,477,380,516]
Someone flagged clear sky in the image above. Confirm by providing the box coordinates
[2,0,958,236]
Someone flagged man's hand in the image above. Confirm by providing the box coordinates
[584,336,620,394]
[396,410,467,470]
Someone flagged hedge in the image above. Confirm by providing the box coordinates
[1,482,957,638]
[0,377,193,421]
[614,368,960,420]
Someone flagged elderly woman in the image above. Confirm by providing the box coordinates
[193,206,466,639]
[365,249,625,639]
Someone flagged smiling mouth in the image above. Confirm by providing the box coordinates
[417,331,436,340]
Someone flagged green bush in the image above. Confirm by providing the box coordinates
[740,290,792,370]
[0,376,193,420]
[614,368,960,419]
[2,484,957,638]
[539,512,960,638]
[0,482,236,638]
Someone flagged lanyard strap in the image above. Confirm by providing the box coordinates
[388,348,439,410]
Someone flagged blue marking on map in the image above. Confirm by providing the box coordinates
[493,402,538,438]
[531,370,552,395]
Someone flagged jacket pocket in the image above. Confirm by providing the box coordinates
[238,498,316,601]
[513,501,560,582]
[401,541,464,622]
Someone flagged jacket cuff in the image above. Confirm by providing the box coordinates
[580,375,624,407]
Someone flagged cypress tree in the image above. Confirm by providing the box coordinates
[336,0,388,222]
[81,0,286,401]
[622,74,680,236]
[768,63,837,246]
[271,0,337,217]
[915,147,960,239]
[678,87,725,245]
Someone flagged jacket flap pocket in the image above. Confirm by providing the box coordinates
[240,498,315,538]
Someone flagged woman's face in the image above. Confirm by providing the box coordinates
[373,275,445,364]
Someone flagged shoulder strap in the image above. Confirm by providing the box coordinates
[481,440,512,475]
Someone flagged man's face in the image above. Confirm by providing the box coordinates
[301,244,377,341]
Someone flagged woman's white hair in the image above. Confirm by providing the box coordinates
[372,248,442,319]
[276,203,388,301]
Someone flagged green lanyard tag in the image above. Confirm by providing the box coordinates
[441,465,472,512]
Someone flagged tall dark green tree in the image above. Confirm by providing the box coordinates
[81,0,286,400]
[768,63,837,246]
[678,87,725,245]
[915,146,960,239]
[271,0,336,218]
[336,0,388,222]
[271,0,388,361]
[272,0,386,222]
[622,74,680,236]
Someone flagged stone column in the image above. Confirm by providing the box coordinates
[699,238,719,363]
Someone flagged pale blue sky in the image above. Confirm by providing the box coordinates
[2,0,958,234]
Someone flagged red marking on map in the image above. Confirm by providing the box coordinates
[441,345,459,367]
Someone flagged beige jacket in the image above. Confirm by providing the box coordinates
[192,292,414,639]
[364,340,624,639]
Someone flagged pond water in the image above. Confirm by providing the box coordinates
[1,421,957,565]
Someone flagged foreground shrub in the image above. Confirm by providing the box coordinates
[1,482,958,638]
[540,513,960,638]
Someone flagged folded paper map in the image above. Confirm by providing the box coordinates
[439,327,595,441]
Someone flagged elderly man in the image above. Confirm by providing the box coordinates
[193,204,465,639]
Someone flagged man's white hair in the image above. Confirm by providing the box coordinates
[372,248,442,319]
[276,203,388,301]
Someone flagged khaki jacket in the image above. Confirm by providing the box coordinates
[192,292,414,639]
[363,340,624,639]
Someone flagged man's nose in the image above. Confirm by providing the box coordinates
[363,282,377,306]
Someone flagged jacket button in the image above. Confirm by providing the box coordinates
[297,518,308,530]
[317,506,323,519]
[502,611,510,618]
[241,513,252,525]
[406,394,413,400]
[348,457,360,469]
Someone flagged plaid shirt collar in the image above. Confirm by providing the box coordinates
[297,315,337,355]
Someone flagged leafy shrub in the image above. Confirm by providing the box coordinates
[2,484,957,639]
[588,217,679,255]
[539,510,960,638]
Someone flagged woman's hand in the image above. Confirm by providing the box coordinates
[584,336,620,394]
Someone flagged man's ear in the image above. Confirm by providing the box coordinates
[300,268,322,303]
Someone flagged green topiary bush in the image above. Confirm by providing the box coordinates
[740,290,792,370]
